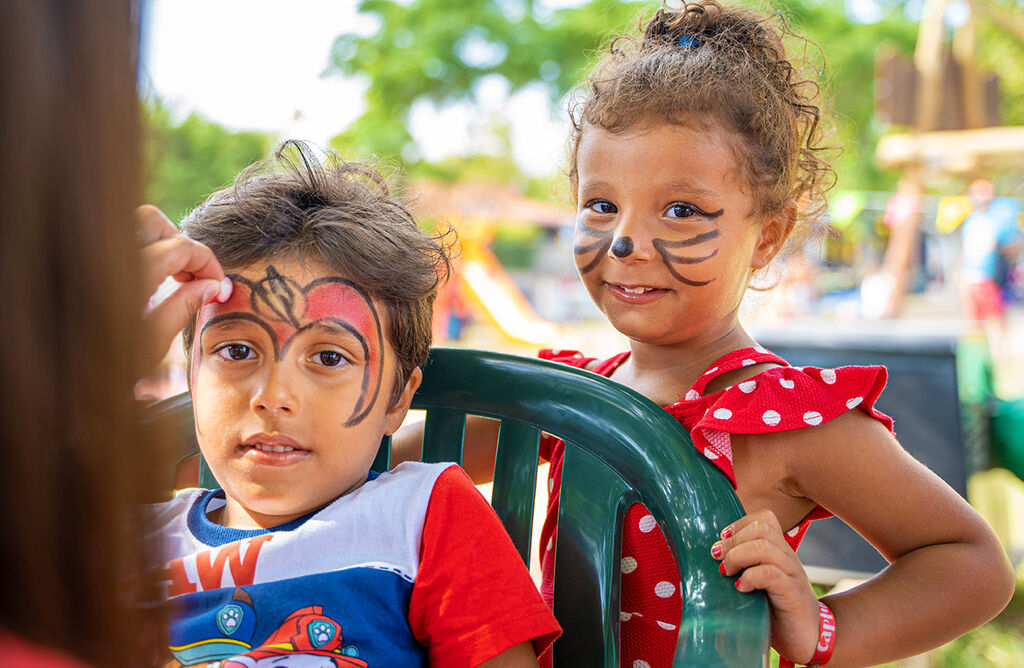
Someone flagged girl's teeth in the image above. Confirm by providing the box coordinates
[622,286,650,294]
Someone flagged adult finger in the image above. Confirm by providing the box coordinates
[135,205,180,246]
[141,279,223,372]
[141,236,227,298]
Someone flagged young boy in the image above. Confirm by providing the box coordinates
[146,142,560,668]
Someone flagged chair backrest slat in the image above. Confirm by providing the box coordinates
[553,442,634,665]
[422,407,465,464]
[372,434,392,473]
[490,419,540,564]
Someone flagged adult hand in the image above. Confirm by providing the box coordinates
[711,509,821,665]
[136,205,231,372]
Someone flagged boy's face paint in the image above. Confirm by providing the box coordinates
[194,266,385,427]
[190,256,412,529]
[573,122,771,346]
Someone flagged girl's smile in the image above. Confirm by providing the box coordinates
[605,282,671,305]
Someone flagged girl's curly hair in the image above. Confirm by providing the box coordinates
[567,1,836,233]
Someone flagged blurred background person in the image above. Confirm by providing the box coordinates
[959,178,1024,360]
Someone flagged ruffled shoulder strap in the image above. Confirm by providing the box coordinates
[686,346,788,397]
[538,348,596,369]
[537,348,630,377]
[694,362,893,437]
[665,347,893,489]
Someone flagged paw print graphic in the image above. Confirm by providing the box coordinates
[217,604,243,635]
[308,620,336,647]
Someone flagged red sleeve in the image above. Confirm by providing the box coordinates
[409,466,561,667]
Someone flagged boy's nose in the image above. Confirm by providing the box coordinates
[251,368,298,416]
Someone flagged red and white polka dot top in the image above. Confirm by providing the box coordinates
[535,346,893,668]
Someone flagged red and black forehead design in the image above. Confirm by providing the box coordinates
[197,266,385,427]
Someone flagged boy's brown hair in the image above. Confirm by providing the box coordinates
[181,140,453,405]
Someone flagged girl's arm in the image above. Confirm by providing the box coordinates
[723,410,1014,667]
[390,416,501,484]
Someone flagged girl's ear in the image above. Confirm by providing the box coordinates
[751,198,797,269]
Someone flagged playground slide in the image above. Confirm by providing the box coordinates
[458,254,563,347]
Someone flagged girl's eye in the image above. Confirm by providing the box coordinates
[666,203,698,219]
[585,199,618,215]
[217,344,255,361]
[314,350,347,367]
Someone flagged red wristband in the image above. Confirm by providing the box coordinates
[778,601,836,667]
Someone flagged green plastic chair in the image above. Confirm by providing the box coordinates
[141,347,768,666]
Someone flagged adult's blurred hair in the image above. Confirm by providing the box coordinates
[0,0,160,664]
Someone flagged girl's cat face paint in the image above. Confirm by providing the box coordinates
[574,218,722,286]
[573,122,770,346]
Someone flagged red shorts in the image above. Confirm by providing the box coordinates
[963,280,1005,320]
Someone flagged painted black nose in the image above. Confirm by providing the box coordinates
[610,236,634,258]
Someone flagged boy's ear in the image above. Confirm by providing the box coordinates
[751,198,797,270]
[384,367,423,436]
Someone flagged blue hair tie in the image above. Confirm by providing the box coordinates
[677,34,701,48]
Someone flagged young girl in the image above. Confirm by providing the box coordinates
[398,2,1014,666]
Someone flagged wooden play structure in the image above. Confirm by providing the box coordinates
[873,0,1024,317]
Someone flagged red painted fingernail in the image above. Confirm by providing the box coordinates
[718,562,727,576]
[711,542,722,559]
[721,526,733,539]
[734,578,743,590]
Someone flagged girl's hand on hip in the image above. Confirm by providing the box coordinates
[136,205,230,372]
[712,508,820,665]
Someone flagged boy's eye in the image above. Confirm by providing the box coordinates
[313,350,347,367]
[217,344,255,361]
[585,199,617,215]
[666,202,697,219]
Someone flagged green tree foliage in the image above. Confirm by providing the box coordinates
[772,0,918,190]
[329,0,1024,190]
[143,99,272,224]
[974,0,1024,127]
[326,0,646,161]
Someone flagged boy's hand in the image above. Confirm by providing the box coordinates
[136,205,231,372]
[712,509,820,665]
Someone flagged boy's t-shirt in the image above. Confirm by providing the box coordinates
[149,461,560,668]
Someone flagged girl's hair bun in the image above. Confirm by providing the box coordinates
[641,3,774,59]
